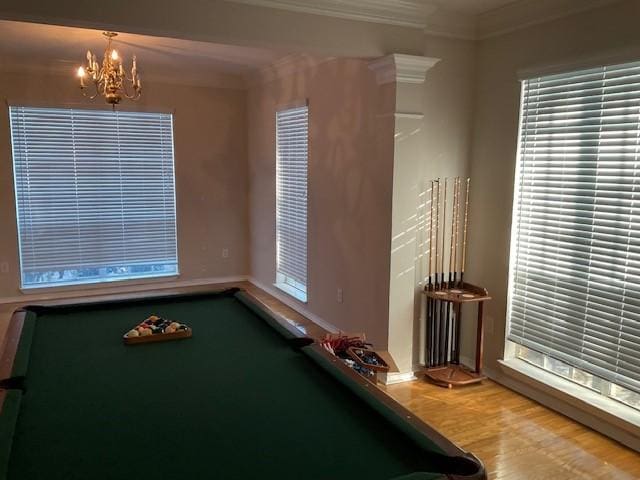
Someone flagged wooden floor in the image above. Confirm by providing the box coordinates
[1,280,639,479]
[383,380,640,479]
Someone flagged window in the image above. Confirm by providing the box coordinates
[10,106,178,289]
[507,60,640,407]
[275,105,308,302]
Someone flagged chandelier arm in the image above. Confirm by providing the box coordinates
[121,77,141,100]
[92,80,102,99]
[80,87,100,101]
[121,77,132,98]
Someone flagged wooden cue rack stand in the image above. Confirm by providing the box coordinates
[424,176,486,388]
[423,282,490,388]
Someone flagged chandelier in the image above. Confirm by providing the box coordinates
[77,32,141,106]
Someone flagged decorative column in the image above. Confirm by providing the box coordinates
[369,54,440,383]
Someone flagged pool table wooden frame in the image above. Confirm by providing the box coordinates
[0,288,486,480]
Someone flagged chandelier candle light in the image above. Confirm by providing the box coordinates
[77,32,141,107]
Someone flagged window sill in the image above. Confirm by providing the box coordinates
[19,274,180,295]
[274,282,307,303]
[497,358,640,445]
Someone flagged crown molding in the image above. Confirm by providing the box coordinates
[423,9,476,41]
[477,0,622,40]
[225,0,433,29]
[223,0,623,41]
[368,54,440,85]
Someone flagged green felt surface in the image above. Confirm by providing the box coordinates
[6,293,451,480]
[0,391,21,480]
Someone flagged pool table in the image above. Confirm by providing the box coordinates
[0,288,485,480]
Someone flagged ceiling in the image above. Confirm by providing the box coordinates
[0,20,288,88]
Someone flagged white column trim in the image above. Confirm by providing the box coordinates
[368,54,440,85]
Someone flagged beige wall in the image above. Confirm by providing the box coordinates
[248,58,394,347]
[0,70,249,299]
[468,0,640,373]
[246,40,476,367]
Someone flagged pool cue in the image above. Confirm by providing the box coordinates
[434,179,441,366]
[453,177,461,286]
[444,178,457,364]
[430,180,437,366]
[438,178,448,366]
[460,178,470,288]
[451,177,461,363]
[448,179,457,289]
[444,177,459,363]
[455,178,470,364]
[426,180,435,367]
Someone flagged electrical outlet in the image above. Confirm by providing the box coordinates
[337,288,343,304]
[0,262,8,274]
[222,248,229,259]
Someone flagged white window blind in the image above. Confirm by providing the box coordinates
[508,60,640,395]
[276,105,308,302]
[10,106,178,288]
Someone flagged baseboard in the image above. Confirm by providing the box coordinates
[381,355,476,386]
[0,275,248,305]
[382,371,419,385]
[248,277,340,334]
[459,355,475,370]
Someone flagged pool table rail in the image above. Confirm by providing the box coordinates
[235,290,309,341]
[0,287,309,387]
[0,310,27,383]
[301,343,486,480]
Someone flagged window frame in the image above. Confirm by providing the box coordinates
[274,103,309,303]
[9,105,180,290]
[505,59,640,418]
